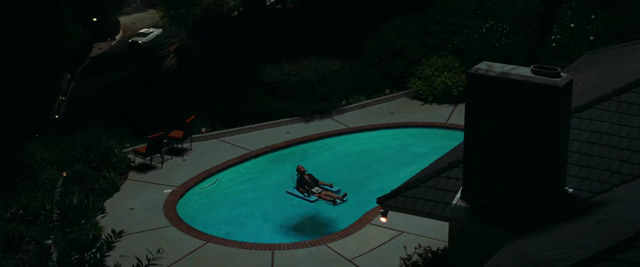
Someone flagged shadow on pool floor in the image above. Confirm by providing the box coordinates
[284,214,339,239]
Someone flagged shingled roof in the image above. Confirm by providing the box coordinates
[376,79,640,224]
[377,41,640,265]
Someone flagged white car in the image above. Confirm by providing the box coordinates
[129,28,163,45]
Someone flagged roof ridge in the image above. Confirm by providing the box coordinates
[377,158,463,203]
[582,40,640,56]
[571,79,640,114]
[573,231,640,266]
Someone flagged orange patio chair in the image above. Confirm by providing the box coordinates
[167,115,195,157]
[133,132,166,170]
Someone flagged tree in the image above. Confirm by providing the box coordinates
[256,57,348,118]
[540,0,640,67]
[363,13,435,88]
[3,0,127,153]
[158,0,237,35]
[363,0,568,88]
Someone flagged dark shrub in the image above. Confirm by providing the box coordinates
[400,244,449,267]
[408,55,465,103]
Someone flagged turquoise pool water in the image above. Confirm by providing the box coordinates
[176,127,463,244]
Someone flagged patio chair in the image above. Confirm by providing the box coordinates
[133,132,165,170]
[167,115,196,158]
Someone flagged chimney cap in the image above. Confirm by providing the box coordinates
[530,64,562,78]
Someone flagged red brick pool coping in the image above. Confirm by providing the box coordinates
[163,122,464,250]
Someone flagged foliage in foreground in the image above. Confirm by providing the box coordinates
[0,130,161,266]
[400,244,449,267]
[539,0,640,67]
[113,248,165,267]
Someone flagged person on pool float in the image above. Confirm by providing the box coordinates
[296,165,347,205]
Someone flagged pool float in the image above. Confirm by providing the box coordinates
[286,179,347,205]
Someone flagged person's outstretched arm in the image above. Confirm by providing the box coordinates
[319,180,333,188]
[309,174,333,188]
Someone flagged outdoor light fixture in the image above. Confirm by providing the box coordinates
[92,18,98,22]
[379,210,389,223]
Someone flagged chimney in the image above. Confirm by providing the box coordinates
[461,62,573,218]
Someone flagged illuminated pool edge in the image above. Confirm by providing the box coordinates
[164,122,464,250]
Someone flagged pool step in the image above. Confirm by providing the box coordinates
[198,178,220,190]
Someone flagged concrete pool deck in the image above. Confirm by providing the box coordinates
[102,93,465,266]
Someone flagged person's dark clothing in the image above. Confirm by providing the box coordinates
[296,173,320,194]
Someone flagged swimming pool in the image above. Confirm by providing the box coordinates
[165,123,463,249]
